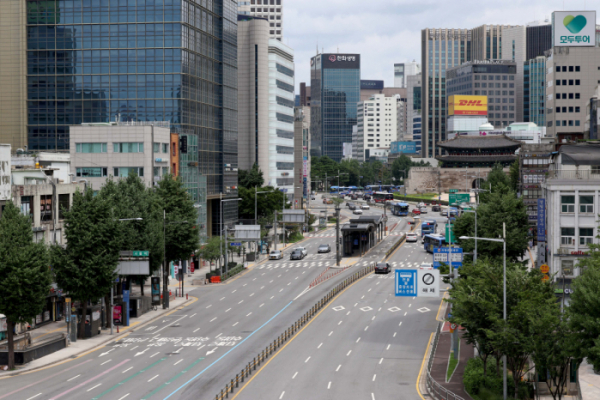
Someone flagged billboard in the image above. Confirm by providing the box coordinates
[537,198,546,242]
[448,95,488,116]
[552,11,596,47]
[361,80,384,90]
[390,141,418,154]
[322,54,360,70]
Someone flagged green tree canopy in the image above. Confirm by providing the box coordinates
[0,202,51,369]
[238,163,264,189]
[509,160,520,192]
[51,189,122,339]
[238,186,287,221]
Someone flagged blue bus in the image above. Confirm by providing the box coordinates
[391,202,410,216]
[423,234,448,253]
[421,220,438,237]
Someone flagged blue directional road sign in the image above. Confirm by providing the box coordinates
[395,270,418,297]
[230,242,242,246]
[433,247,463,269]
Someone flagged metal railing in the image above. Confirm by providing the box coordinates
[425,321,466,400]
[547,169,600,180]
[214,262,376,400]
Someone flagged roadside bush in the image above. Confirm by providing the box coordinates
[288,231,304,243]
[222,265,244,281]
[463,357,532,400]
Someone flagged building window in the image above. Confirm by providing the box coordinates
[59,193,70,219]
[575,79,580,85]
[153,143,160,153]
[575,93,580,99]
[575,120,580,126]
[561,227,575,245]
[562,259,574,276]
[154,167,160,178]
[592,166,600,175]
[113,167,144,178]
[561,195,575,213]
[163,143,169,153]
[20,196,33,220]
[580,196,594,213]
[40,195,53,223]
[76,143,107,153]
[113,142,144,153]
[76,167,108,177]
[162,167,169,176]
[575,66,580,72]
[580,228,594,245]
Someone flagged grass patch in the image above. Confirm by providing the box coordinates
[447,346,460,381]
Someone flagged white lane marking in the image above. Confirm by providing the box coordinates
[238,300,244,304]
[393,332,397,337]
[368,288,372,292]
[225,308,231,312]
[372,374,376,382]
[26,394,42,400]
[356,337,361,343]
[174,359,183,366]
[220,297,225,301]
[122,367,133,373]
[346,311,350,316]
[338,321,342,325]
[243,284,247,287]
[246,312,252,317]
[292,372,298,379]
[318,343,323,349]
[361,295,365,299]
[150,352,160,358]
[253,278,257,281]
[210,317,217,322]
[174,347,183,354]
[386,344,391,350]
[67,374,80,382]
[232,322,239,326]
[279,289,283,292]
[118,394,130,400]
[260,286,265,290]
[346,350,352,356]
[364,326,369,331]
[399,321,403,327]
[329,331,333,336]
[404,312,407,316]
[354,303,358,307]
[371,393,376,400]
[379,358,383,365]
[371,316,376,321]
[249,293,255,297]
[259,303,265,308]
[305,356,311,363]
[409,304,412,308]
[100,359,112,366]
[279,391,285,399]
[270,296,275,300]
[328,382,332,389]
[378,307,382,312]
[129,346,138,351]
[336,364,341,372]
[87,384,102,392]
[193,328,200,333]
[232,290,237,293]
[270,280,274,283]
[206,305,211,309]
[216,333,222,338]
[148,374,159,382]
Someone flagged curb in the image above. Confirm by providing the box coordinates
[0,297,194,377]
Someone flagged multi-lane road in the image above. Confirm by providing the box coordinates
[1,203,447,400]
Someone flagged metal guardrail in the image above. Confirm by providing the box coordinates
[214,262,376,400]
[425,321,466,400]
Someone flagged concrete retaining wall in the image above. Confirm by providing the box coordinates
[406,167,508,194]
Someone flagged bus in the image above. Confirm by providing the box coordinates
[421,220,438,237]
[391,202,410,216]
[373,192,394,203]
[365,184,394,193]
[423,234,448,253]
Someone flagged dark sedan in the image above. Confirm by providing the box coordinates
[375,262,391,274]
[290,249,305,260]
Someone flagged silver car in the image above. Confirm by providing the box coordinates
[269,250,283,260]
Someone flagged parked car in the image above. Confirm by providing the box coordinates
[361,204,370,210]
[420,263,434,270]
[294,247,308,257]
[375,262,392,274]
[412,208,421,215]
[353,209,363,215]
[269,250,283,260]
[432,205,441,212]
[406,233,418,242]
[318,244,331,253]
[290,249,305,260]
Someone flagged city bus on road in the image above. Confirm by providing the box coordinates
[423,234,448,253]
[373,192,394,203]
[421,220,438,237]
[391,202,410,216]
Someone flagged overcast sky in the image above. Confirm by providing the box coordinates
[281,0,597,91]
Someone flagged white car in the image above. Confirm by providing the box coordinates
[295,247,308,257]
[406,233,418,242]
[420,263,433,270]
[353,209,363,215]
[269,250,283,260]
[360,204,370,210]
[418,202,426,208]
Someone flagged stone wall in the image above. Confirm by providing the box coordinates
[406,167,509,194]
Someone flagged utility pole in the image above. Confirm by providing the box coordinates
[274,210,278,250]
[335,205,341,266]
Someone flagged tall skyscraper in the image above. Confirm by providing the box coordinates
[524,56,546,127]
[420,28,471,158]
[393,61,420,87]
[237,0,283,40]
[9,0,239,237]
[310,53,360,162]
[471,25,513,60]
[355,94,399,162]
[526,23,552,60]
[501,26,526,122]
[406,73,421,141]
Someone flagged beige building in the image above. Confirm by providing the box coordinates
[0,0,27,149]
[69,123,172,191]
[238,0,283,41]
[501,26,526,122]
[471,25,514,61]
[545,46,600,140]
[355,94,399,162]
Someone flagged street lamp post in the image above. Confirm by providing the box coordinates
[220,197,243,275]
[461,208,478,263]
[162,214,189,310]
[460,222,507,400]
[255,187,272,259]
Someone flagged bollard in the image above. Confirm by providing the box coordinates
[225,385,228,398]
[241,369,244,382]
[254,357,256,370]
[186,293,188,300]
[221,389,224,400]
[231,378,234,392]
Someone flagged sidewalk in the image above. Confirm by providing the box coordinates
[578,358,600,400]
[429,328,474,400]
[0,295,192,375]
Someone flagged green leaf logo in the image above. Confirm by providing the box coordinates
[563,15,587,34]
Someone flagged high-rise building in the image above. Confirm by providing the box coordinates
[471,25,513,60]
[406,73,422,140]
[524,56,546,127]
[420,28,471,158]
[237,0,283,41]
[355,94,399,161]
[393,61,420,88]
[526,23,552,60]
[294,106,310,205]
[501,26,526,122]
[6,0,239,237]
[310,53,360,162]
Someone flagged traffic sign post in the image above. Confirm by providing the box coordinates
[433,247,463,269]
[230,242,242,246]
[418,269,440,297]
[445,224,456,243]
[395,270,417,297]
[540,264,549,274]
[395,269,440,297]
[449,193,470,205]
[449,189,459,193]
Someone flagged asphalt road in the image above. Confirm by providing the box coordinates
[2,205,416,400]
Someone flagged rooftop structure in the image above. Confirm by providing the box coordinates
[436,134,521,168]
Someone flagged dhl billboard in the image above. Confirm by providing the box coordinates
[448,95,488,116]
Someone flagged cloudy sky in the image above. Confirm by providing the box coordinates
[281,0,596,91]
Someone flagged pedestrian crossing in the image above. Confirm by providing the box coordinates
[306,232,408,238]
[258,261,332,269]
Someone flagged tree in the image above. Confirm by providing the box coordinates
[238,186,286,221]
[479,163,512,203]
[0,202,51,369]
[51,189,121,339]
[238,163,264,189]
[156,175,200,269]
[391,155,412,183]
[509,160,520,193]
[198,236,224,273]
[455,190,529,262]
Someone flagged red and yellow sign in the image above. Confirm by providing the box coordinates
[448,95,488,116]
[540,264,550,274]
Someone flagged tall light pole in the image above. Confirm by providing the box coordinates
[461,208,478,263]
[255,187,272,258]
[115,217,143,334]
[460,223,507,400]
[163,214,188,310]
[220,197,243,275]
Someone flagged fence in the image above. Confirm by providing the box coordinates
[214,262,376,400]
[425,321,466,400]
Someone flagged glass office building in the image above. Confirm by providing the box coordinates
[524,56,546,127]
[24,0,238,234]
[310,53,360,162]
